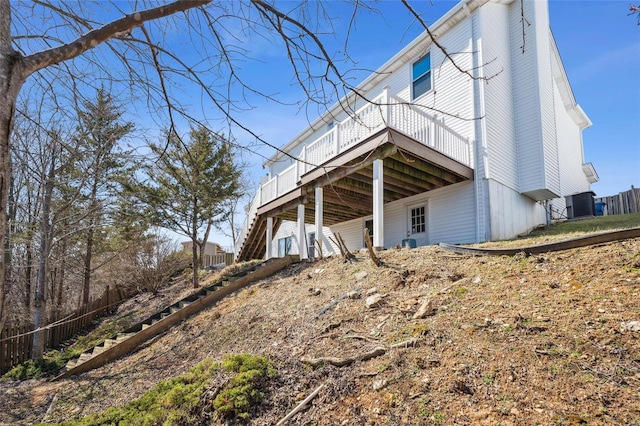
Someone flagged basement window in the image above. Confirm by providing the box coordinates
[278,236,292,258]
[412,53,432,99]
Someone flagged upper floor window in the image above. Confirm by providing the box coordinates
[412,53,432,99]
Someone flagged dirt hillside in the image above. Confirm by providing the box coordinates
[1,235,639,425]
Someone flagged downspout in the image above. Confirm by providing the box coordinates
[471,7,490,242]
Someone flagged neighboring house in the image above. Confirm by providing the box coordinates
[235,0,597,262]
[181,241,227,267]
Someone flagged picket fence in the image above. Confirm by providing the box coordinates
[0,286,126,374]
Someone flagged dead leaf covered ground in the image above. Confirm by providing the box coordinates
[1,236,639,425]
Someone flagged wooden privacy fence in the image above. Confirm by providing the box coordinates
[0,286,126,374]
[595,186,640,216]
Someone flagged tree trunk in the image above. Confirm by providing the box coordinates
[25,241,32,308]
[82,221,94,305]
[191,237,198,289]
[82,180,99,305]
[191,195,199,288]
[32,157,54,358]
[56,236,67,311]
[198,219,213,270]
[0,1,27,327]
[1,0,213,329]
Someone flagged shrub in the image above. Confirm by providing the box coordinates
[213,354,277,420]
[37,354,277,425]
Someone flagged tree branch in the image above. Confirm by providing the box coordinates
[21,0,210,77]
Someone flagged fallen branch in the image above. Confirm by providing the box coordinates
[313,288,361,320]
[314,239,324,260]
[301,346,385,367]
[390,337,420,349]
[41,394,58,423]
[364,228,383,267]
[342,333,379,343]
[330,232,355,262]
[276,383,325,425]
[301,339,419,368]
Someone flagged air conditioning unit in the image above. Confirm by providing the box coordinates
[565,191,596,219]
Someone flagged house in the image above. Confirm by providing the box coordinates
[235,0,597,261]
[181,241,229,268]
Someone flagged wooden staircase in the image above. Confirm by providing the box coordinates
[55,255,299,380]
[236,216,282,262]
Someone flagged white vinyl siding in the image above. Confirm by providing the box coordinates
[475,3,518,190]
[510,0,560,200]
[488,180,546,240]
[548,71,592,219]
[420,16,475,140]
[330,182,477,251]
[266,12,477,174]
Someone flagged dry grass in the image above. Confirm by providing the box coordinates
[1,232,639,425]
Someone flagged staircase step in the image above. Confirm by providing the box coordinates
[55,257,292,381]
[116,333,134,343]
[92,345,107,356]
[78,352,93,363]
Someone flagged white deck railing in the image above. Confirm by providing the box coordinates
[234,189,261,258]
[235,88,473,257]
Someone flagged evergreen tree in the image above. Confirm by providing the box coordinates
[138,127,241,288]
[73,88,134,304]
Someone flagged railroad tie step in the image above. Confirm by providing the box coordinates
[65,359,77,370]
[170,306,181,314]
[179,301,192,309]
[141,323,152,330]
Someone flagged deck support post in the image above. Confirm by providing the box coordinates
[373,159,384,250]
[297,204,308,260]
[266,217,273,259]
[315,187,324,256]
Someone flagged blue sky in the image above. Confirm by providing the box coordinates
[152,0,640,247]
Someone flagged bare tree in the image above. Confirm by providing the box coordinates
[1,0,483,327]
[0,0,211,327]
[631,5,640,25]
[1,0,352,322]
